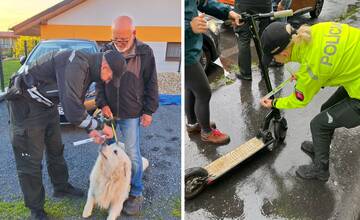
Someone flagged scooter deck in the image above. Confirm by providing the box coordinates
[204,137,265,181]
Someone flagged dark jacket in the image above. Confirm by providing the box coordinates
[235,0,272,8]
[20,50,103,127]
[185,0,231,65]
[96,39,159,118]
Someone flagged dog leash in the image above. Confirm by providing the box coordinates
[111,120,119,144]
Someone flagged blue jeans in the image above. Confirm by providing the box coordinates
[107,118,143,196]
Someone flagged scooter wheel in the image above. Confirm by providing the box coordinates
[185,167,209,200]
[274,117,288,144]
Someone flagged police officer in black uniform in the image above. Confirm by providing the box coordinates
[6,49,126,220]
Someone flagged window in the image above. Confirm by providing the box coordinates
[165,42,181,61]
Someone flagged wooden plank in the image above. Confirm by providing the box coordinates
[205,137,264,178]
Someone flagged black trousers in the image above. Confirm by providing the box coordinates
[185,62,212,132]
[8,97,69,210]
[234,4,272,76]
[311,87,360,169]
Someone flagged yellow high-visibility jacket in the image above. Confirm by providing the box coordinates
[274,22,360,109]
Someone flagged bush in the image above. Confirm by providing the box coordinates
[13,36,40,58]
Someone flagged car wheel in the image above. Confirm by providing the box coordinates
[200,46,211,72]
[310,0,324,18]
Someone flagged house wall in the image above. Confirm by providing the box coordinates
[40,0,181,72]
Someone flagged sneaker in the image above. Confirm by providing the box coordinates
[296,163,330,181]
[123,195,144,216]
[235,73,252,81]
[201,129,230,144]
[301,141,315,160]
[30,209,48,220]
[186,121,216,134]
[53,183,84,198]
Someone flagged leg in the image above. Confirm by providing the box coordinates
[185,88,197,125]
[45,113,69,191]
[82,187,95,218]
[117,118,143,197]
[11,126,46,210]
[297,97,360,180]
[185,62,212,132]
[107,193,128,220]
[320,86,349,112]
[311,97,360,167]
[8,98,47,211]
[235,22,252,77]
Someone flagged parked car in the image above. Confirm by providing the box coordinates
[200,16,222,72]
[17,39,99,124]
[218,0,324,18]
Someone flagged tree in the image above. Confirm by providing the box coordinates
[13,36,40,58]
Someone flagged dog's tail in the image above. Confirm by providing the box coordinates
[142,157,149,171]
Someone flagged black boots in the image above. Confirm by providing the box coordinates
[53,183,84,198]
[296,163,330,181]
[297,141,330,181]
[300,141,315,160]
[30,209,48,220]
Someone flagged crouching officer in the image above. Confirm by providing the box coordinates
[6,49,126,220]
[260,22,360,182]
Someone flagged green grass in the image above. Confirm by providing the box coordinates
[171,197,181,218]
[0,198,107,219]
[1,59,21,87]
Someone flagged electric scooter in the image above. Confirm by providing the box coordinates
[185,9,296,200]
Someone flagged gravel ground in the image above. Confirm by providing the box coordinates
[158,72,181,95]
[0,101,181,219]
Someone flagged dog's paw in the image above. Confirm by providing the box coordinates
[82,207,92,218]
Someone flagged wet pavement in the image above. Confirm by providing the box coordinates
[185,0,360,219]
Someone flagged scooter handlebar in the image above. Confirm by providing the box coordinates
[273,9,294,18]
[257,9,293,19]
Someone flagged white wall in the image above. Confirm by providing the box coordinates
[147,42,180,73]
[48,0,180,26]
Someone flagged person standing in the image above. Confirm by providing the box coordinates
[185,0,241,144]
[6,49,125,220]
[95,15,159,215]
[234,0,272,80]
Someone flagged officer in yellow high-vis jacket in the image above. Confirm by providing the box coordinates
[260,22,360,181]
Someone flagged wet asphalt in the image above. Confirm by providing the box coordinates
[0,102,181,219]
[185,0,360,219]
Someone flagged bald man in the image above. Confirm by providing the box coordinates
[95,16,159,215]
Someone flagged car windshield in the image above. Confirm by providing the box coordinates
[27,41,97,65]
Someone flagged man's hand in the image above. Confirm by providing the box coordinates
[102,124,113,139]
[228,11,243,27]
[260,97,273,109]
[190,13,208,34]
[277,1,285,11]
[88,130,105,144]
[88,124,113,144]
[102,105,113,119]
[141,114,152,127]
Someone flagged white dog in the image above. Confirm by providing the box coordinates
[82,142,149,220]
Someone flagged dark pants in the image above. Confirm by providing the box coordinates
[311,87,360,169]
[234,4,272,77]
[185,62,212,132]
[8,97,69,210]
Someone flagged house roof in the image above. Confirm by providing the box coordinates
[10,0,86,36]
[0,31,17,38]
